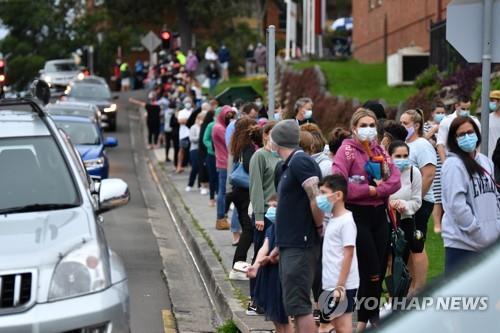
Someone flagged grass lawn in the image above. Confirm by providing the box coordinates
[426,219,445,281]
[293,60,417,106]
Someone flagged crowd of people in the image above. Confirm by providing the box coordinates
[134,67,500,332]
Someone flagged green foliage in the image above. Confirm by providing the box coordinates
[294,60,416,106]
[471,77,500,111]
[216,320,239,333]
[414,65,440,90]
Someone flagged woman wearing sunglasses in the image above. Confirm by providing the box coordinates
[441,116,500,275]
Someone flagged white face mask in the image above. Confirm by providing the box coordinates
[357,127,377,142]
[184,103,192,109]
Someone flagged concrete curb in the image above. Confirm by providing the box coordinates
[134,116,273,332]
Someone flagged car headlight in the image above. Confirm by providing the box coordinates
[104,104,117,113]
[84,157,105,169]
[44,75,51,83]
[77,72,85,80]
[48,241,111,302]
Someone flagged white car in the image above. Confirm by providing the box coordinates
[40,59,82,93]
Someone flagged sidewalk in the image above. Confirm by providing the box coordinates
[151,148,274,333]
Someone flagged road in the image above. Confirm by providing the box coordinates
[101,90,216,333]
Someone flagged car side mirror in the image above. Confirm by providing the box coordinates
[31,79,51,105]
[104,136,118,147]
[97,178,130,214]
[113,95,119,100]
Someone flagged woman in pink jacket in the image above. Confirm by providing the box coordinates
[332,108,401,331]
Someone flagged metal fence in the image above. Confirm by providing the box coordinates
[430,20,467,73]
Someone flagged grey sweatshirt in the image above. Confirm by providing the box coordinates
[441,152,500,251]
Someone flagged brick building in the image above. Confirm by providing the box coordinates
[352,0,452,63]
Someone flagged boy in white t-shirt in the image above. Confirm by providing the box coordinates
[316,174,359,333]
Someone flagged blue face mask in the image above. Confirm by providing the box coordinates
[316,194,333,214]
[393,158,410,171]
[265,207,277,223]
[490,101,498,112]
[304,110,313,119]
[434,114,445,123]
[457,133,478,153]
[273,113,282,121]
[460,109,470,117]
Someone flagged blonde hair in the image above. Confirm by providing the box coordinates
[350,108,377,130]
[402,109,424,136]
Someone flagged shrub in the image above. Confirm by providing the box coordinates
[414,65,440,89]
[217,320,239,333]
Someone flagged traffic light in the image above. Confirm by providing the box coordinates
[0,59,5,84]
[160,29,171,50]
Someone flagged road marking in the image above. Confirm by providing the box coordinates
[162,309,176,333]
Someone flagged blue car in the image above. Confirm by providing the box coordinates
[52,115,118,178]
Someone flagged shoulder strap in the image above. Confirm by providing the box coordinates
[410,166,413,184]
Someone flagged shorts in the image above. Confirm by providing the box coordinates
[180,137,190,149]
[413,200,434,251]
[220,62,229,69]
[279,245,319,316]
[121,78,130,87]
[320,288,358,321]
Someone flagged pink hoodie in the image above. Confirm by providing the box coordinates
[212,105,233,169]
[332,138,401,206]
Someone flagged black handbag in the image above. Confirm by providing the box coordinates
[385,207,412,299]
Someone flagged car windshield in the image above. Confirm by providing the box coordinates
[46,62,78,72]
[55,120,100,145]
[68,84,111,100]
[0,136,79,211]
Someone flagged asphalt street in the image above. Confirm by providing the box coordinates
[101,90,216,333]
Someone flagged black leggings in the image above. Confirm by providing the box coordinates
[164,131,179,163]
[347,204,389,324]
[232,186,253,266]
[147,124,159,145]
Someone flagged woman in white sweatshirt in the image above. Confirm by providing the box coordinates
[441,116,500,275]
[388,141,423,264]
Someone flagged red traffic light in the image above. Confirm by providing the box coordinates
[0,60,4,68]
[161,31,171,40]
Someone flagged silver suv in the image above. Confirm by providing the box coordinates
[0,97,130,332]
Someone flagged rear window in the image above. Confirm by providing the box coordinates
[68,84,111,100]
[46,62,78,72]
[0,136,79,210]
[55,120,101,145]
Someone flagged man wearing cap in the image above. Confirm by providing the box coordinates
[268,119,323,332]
[488,90,500,158]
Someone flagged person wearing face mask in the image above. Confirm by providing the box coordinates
[332,108,401,331]
[317,174,359,333]
[273,100,283,121]
[286,97,315,125]
[424,103,446,234]
[388,141,422,265]
[436,96,480,162]
[487,90,500,159]
[399,109,436,296]
[175,97,194,173]
[441,116,500,274]
[212,106,236,230]
[246,196,293,333]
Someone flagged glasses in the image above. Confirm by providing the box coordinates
[456,130,475,138]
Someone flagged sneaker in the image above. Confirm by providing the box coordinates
[216,218,230,230]
[313,309,321,321]
[185,186,192,192]
[246,301,264,316]
[229,269,249,281]
[200,188,209,195]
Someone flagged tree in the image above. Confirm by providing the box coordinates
[0,0,87,89]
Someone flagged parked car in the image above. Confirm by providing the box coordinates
[62,80,118,131]
[46,101,105,129]
[0,96,130,332]
[52,115,117,179]
[39,59,82,94]
[370,242,500,332]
